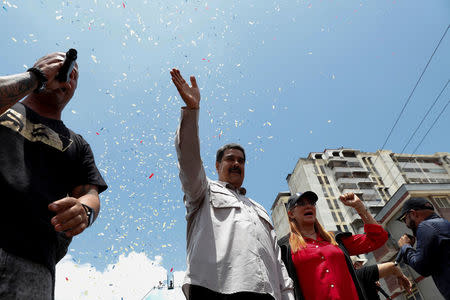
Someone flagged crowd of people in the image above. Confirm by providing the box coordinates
[0,52,448,300]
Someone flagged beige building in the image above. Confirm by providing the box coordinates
[270,149,450,299]
[272,149,450,237]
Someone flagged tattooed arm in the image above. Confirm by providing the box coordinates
[0,52,69,116]
[0,72,39,115]
[47,184,100,237]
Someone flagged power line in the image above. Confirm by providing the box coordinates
[372,24,450,166]
[388,95,450,189]
[381,80,449,184]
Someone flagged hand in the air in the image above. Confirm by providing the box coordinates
[170,68,200,109]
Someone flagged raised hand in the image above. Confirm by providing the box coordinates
[170,68,200,109]
[339,192,363,209]
[33,52,76,91]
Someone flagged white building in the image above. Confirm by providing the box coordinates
[271,149,450,299]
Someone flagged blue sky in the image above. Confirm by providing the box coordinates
[1,0,449,298]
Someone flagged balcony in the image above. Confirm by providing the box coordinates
[352,169,370,176]
[365,199,385,207]
[327,158,348,168]
[360,188,377,200]
[337,177,363,185]
[333,168,352,179]
[356,178,375,185]
[342,188,359,194]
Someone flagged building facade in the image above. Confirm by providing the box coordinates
[270,149,450,299]
[272,149,450,237]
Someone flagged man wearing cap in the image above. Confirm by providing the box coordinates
[397,197,450,299]
[171,68,294,300]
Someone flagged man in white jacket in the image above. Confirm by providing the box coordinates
[171,68,294,300]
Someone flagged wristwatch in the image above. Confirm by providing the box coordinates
[81,204,95,227]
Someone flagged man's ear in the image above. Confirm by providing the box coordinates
[215,161,220,172]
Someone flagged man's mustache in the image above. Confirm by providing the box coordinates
[229,166,241,174]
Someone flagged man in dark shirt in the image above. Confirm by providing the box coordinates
[0,52,107,299]
[352,257,411,300]
[397,197,450,299]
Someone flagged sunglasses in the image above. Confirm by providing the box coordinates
[294,199,316,207]
[399,210,413,223]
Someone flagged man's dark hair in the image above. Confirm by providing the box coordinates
[216,143,246,162]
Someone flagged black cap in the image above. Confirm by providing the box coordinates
[397,197,434,221]
[286,191,318,211]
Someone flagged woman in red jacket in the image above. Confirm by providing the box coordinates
[279,192,388,300]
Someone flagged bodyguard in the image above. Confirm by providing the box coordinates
[0,52,107,299]
[397,197,450,299]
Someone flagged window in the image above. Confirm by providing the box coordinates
[328,188,335,197]
[433,196,450,208]
[317,176,323,184]
[320,166,326,174]
[326,199,334,209]
[396,157,412,163]
[429,168,447,174]
[331,211,339,222]
[333,199,339,208]
[348,162,362,168]
[324,176,330,184]
[313,165,319,174]
[322,186,328,197]
[342,151,356,158]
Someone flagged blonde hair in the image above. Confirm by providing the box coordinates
[288,213,338,253]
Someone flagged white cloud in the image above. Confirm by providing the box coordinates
[55,252,185,300]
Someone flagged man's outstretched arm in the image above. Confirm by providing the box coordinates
[171,68,207,217]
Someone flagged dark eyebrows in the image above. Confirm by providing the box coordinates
[224,154,245,161]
